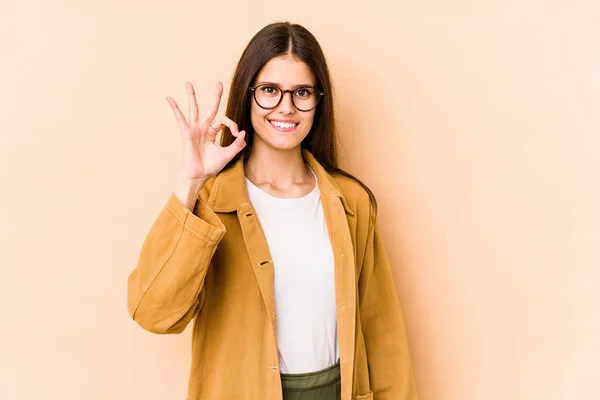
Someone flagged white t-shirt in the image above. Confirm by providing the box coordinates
[245,166,340,374]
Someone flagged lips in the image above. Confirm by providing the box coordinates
[268,119,300,133]
[269,120,299,129]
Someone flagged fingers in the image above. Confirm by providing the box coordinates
[209,115,239,135]
[186,81,199,124]
[223,130,246,160]
[166,96,188,133]
[201,81,223,125]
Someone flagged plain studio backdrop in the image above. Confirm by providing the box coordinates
[1,1,599,399]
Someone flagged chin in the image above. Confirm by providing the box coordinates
[265,138,304,152]
[254,127,308,152]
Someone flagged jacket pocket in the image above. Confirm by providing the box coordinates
[354,392,373,400]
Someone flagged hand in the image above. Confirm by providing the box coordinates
[166,81,246,184]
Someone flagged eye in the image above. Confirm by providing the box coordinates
[295,88,312,98]
[260,86,279,96]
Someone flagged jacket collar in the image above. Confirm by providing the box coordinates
[207,149,354,215]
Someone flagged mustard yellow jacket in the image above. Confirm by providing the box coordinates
[127,150,418,400]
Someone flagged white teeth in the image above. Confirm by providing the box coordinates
[271,121,297,129]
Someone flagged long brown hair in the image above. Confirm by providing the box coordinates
[220,21,377,215]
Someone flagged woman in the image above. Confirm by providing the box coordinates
[127,22,418,400]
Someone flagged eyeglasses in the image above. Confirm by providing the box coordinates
[249,84,324,112]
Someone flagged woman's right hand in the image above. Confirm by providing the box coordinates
[167,81,246,182]
[167,81,246,208]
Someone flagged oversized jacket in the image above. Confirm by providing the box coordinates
[127,149,418,400]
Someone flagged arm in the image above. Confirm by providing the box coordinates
[358,217,419,400]
[127,192,225,334]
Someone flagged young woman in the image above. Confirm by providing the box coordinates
[127,22,418,400]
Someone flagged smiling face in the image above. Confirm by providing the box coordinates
[249,55,317,152]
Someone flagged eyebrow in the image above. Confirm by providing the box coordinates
[255,81,315,89]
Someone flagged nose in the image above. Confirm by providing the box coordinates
[277,91,295,114]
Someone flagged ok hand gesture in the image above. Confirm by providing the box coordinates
[167,81,246,183]
[167,81,246,209]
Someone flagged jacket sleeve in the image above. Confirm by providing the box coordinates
[127,193,226,334]
[358,216,419,400]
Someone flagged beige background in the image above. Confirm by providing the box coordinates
[1,0,599,399]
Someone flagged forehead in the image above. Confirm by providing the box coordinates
[254,55,315,86]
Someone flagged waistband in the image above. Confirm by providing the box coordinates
[280,361,341,391]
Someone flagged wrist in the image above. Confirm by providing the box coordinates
[174,173,206,210]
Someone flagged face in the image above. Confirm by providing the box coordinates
[250,55,317,152]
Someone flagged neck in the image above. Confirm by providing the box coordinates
[245,144,312,188]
